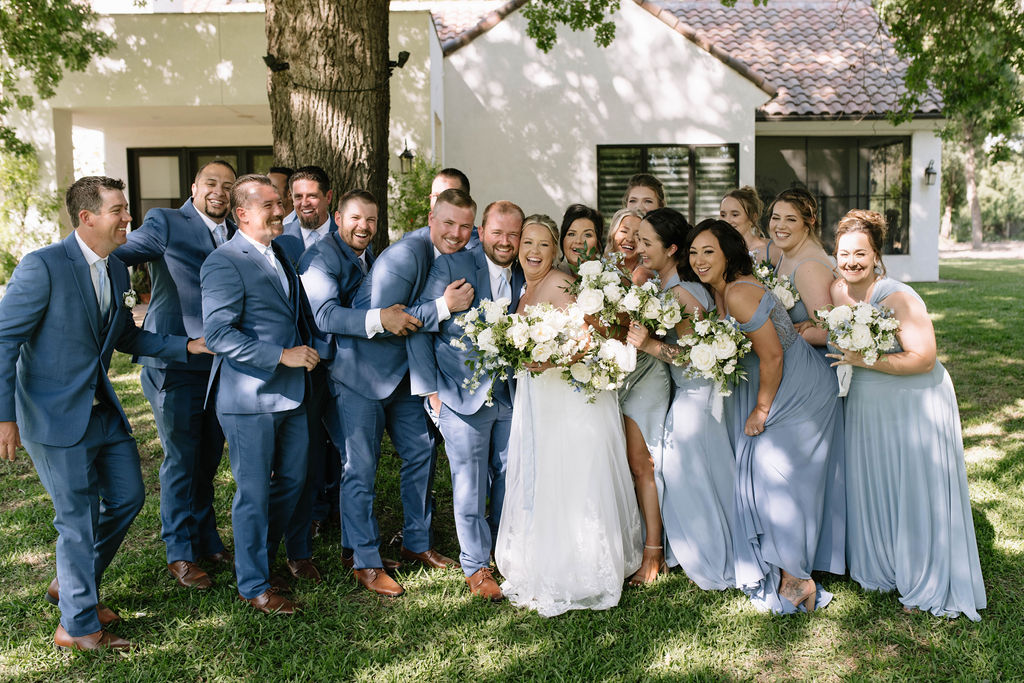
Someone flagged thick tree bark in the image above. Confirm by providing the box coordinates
[963,127,983,249]
[265,0,392,253]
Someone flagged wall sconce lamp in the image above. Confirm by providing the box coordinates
[924,160,937,186]
[399,139,414,174]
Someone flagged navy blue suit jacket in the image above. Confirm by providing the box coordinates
[275,217,338,270]
[114,199,235,372]
[0,234,188,446]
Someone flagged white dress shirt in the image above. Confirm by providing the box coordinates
[238,230,290,297]
[195,207,228,246]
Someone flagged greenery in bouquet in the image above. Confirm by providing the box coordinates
[752,259,800,310]
[567,252,633,330]
[619,276,683,336]
[561,336,633,403]
[672,310,752,396]
[815,302,900,365]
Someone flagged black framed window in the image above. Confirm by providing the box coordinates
[596,144,739,224]
[126,146,273,225]
[754,136,911,254]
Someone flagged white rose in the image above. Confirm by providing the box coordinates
[602,283,624,303]
[689,343,717,373]
[850,323,873,349]
[880,317,900,331]
[484,303,504,325]
[773,285,796,310]
[569,362,592,384]
[463,308,479,324]
[642,280,658,293]
[508,321,530,349]
[711,334,738,360]
[600,271,620,286]
[591,372,609,390]
[476,328,498,354]
[531,340,556,363]
[836,333,853,349]
[853,303,875,324]
[826,305,853,326]
[620,290,641,312]
[578,260,603,276]
[723,361,736,375]
[529,322,558,343]
[577,288,605,315]
[660,305,682,327]
[694,319,712,336]
[642,301,662,320]
[598,338,622,362]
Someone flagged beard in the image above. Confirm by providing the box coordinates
[299,212,324,231]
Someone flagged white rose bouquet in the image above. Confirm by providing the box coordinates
[753,259,801,310]
[567,252,633,332]
[672,310,752,396]
[626,275,684,337]
[561,336,635,402]
[815,302,900,396]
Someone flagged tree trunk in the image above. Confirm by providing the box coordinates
[940,189,954,239]
[265,0,392,254]
[963,127,983,249]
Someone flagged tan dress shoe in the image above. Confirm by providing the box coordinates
[286,558,323,583]
[45,578,121,627]
[167,560,213,589]
[466,568,504,602]
[341,552,402,571]
[54,625,132,651]
[353,568,405,597]
[399,547,460,569]
[241,588,298,615]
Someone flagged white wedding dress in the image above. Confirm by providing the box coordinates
[495,368,643,617]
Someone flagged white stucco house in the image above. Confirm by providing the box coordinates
[10,0,944,279]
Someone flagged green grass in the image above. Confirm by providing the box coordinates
[1,258,1022,681]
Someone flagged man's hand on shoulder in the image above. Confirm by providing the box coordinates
[443,278,475,314]
[380,304,422,337]
[280,345,320,370]
[0,421,21,462]
[187,337,214,355]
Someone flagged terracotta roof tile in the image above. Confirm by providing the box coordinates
[428,1,511,44]
[648,0,942,117]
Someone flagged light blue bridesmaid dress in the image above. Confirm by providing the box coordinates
[844,278,985,620]
[657,274,736,589]
[726,281,845,613]
[617,319,671,463]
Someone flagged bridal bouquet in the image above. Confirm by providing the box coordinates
[753,259,800,310]
[815,302,901,396]
[672,310,752,396]
[570,254,683,337]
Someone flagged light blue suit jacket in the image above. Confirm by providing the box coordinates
[409,248,523,414]
[275,216,338,270]
[343,227,446,400]
[200,232,312,414]
[114,199,235,372]
[0,234,188,447]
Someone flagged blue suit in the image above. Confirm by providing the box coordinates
[336,227,447,569]
[275,216,337,270]
[409,248,523,576]
[0,233,188,636]
[113,198,233,564]
[200,232,312,599]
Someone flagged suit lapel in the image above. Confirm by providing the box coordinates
[474,249,493,301]
[237,237,290,305]
[64,235,102,343]
[100,259,130,353]
[509,266,525,312]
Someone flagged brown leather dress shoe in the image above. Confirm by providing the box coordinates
[400,547,460,569]
[167,560,213,589]
[45,578,121,627]
[286,558,323,583]
[465,568,504,602]
[353,568,405,597]
[240,588,298,615]
[54,625,132,651]
[341,551,402,572]
[199,551,234,566]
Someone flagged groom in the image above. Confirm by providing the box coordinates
[409,200,525,600]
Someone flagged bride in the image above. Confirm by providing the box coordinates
[494,214,642,617]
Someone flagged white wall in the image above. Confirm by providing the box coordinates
[442,2,770,219]
[756,119,943,281]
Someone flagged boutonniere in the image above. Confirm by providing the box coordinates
[122,289,138,310]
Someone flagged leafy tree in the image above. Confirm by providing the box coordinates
[878,0,1024,247]
[0,1,114,157]
[0,147,61,260]
[388,158,441,235]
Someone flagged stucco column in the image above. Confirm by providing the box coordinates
[53,108,74,238]
[910,129,941,281]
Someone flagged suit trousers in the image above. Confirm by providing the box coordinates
[218,407,308,599]
[337,375,435,569]
[438,399,512,576]
[141,366,226,563]
[24,403,145,636]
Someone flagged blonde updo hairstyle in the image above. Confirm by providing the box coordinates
[834,209,888,276]
[769,187,821,244]
[723,186,765,236]
[605,208,645,255]
[522,213,559,244]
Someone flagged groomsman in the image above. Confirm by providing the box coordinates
[276,165,336,268]
[201,174,319,615]
[114,159,236,590]
[267,166,294,219]
[428,168,478,249]
[410,201,525,600]
[335,188,476,596]
[0,176,207,650]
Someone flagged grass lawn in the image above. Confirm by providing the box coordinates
[1,258,1021,681]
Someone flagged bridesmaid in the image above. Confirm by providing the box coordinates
[690,219,843,613]
[558,204,604,274]
[627,208,736,590]
[622,173,665,216]
[830,209,986,621]
[766,188,834,354]
[610,208,672,585]
[720,186,774,265]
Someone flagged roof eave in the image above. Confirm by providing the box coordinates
[441,0,529,56]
